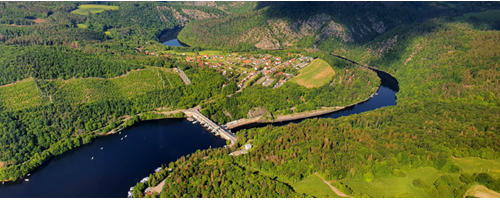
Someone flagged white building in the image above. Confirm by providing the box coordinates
[244,143,253,150]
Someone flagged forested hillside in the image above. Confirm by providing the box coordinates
[178,2,500,50]
[138,13,500,198]
[0,1,235,45]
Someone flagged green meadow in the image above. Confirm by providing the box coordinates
[0,78,47,111]
[71,4,119,15]
[49,68,183,104]
[290,59,335,88]
[293,174,343,198]
[0,68,183,108]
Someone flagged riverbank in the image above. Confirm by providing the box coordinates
[226,91,376,130]
[101,109,187,136]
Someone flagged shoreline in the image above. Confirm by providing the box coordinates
[226,91,376,130]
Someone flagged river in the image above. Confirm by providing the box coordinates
[0,32,398,197]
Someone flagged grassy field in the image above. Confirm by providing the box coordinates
[347,167,462,198]
[454,9,500,21]
[290,59,335,88]
[76,24,88,29]
[161,50,197,56]
[465,184,500,198]
[71,4,119,15]
[198,50,223,56]
[50,68,183,104]
[0,68,183,107]
[452,157,500,179]
[0,78,47,111]
[293,174,343,198]
[161,50,223,57]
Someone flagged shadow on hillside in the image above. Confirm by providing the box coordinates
[363,18,448,73]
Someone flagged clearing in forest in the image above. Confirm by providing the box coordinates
[452,157,500,179]
[293,173,344,198]
[71,4,119,15]
[465,184,500,198]
[290,59,335,88]
[0,78,47,111]
[346,167,461,197]
[1,68,183,106]
[50,68,183,104]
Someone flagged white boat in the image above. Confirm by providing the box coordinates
[119,132,121,134]
[91,157,94,160]
[130,187,134,191]
[125,135,127,138]
[27,173,30,176]
[25,179,29,181]
[192,121,198,124]
[375,93,378,95]
[100,147,103,150]
[121,138,123,140]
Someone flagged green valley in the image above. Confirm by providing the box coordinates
[0,1,499,199]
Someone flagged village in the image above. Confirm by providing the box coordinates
[135,44,313,91]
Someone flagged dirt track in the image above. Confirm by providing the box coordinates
[314,172,352,198]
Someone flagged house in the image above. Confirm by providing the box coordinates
[155,167,162,173]
[277,72,283,76]
[226,60,235,65]
[203,54,209,59]
[243,60,252,64]
[238,83,243,88]
[145,187,153,195]
[250,71,255,76]
[276,57,281,61]
[288,52,291,56]
[229,66,233,70]
[220,55,224,59]
[244,143,253,150]
[186,57,192,62]
[266,61,271,66]
[275,60,281,65]
[254,66,260,71]
[140,177,149,183]
[229,150,243,156]
[252,60,262,65]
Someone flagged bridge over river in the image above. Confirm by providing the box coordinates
[183,107,237,146]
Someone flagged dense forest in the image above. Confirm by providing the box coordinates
[136,5,500,198]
